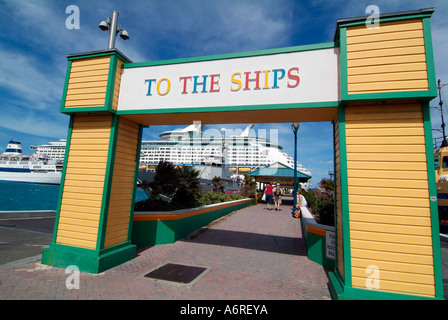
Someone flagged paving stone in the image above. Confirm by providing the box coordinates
[0,203,331,300]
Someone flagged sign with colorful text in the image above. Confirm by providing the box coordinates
[117,47,339,112]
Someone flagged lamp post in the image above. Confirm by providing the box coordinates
[292,122,300,216]
[438,79,448,147]
[99,11,130,49]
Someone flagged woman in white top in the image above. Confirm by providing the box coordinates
[296,190,307,208]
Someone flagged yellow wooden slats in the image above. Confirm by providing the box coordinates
[56,115,112,250]
[64,56,111,109]
[346,19,428,95]
[344,101,435,297]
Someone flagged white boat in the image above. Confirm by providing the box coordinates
[0,140,63,185]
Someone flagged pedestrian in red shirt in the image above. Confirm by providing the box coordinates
[264,182,274,210]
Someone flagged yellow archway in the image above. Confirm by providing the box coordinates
[42,8,444,300]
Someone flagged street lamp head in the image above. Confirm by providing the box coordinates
[99,11,129,49]
[291,122,300,133]
[120,29,130,40]
[99,20,109,31]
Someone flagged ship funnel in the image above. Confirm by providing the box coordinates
[240,124,254,137]
[4,140,23,155]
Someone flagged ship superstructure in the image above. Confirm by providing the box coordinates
[139,123,312,178]
[0,140,63,184]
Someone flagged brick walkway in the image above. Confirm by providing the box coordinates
[0,203,331,300]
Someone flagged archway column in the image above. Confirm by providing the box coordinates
[329,9,444,299]
[42,50,144,273]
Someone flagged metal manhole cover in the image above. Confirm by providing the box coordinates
[144,263,208,284]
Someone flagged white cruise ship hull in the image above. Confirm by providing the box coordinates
[0,171,61,185]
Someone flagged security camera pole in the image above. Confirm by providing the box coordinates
[107,11,119,49]
[99,11,129,49]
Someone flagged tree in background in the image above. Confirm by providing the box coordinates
[302,178,335,226]
[149,160,180,197]
[239,175,256,199]
[172,165,202,209]
[211,176,225,193]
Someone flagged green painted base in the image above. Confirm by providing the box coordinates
[327,271,444,300]
[42,242,136,274]
[305,231,335,270]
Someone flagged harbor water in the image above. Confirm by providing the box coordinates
[0,181,147,211]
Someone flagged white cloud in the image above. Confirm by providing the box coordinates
[0,108,68,139]
[0,47,62,108]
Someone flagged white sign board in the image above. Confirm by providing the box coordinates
[325,229,336,261]
[116,48,339,112]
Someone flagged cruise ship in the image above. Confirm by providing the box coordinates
[30,139,67,160]
[0,140,63,185]
[139,123,312,178]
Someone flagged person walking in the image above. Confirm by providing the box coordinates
[264,182,274,210]
[273,183,283,211]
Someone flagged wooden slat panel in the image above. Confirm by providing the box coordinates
[66,81,108,90]
[71,56,110,67]
[349,195,429,208]
[348,71,428,84]
[56,230,97,242]
[345,126,424,137]
[347,160,427,171]
[344,102,435,297]
[65,92,107,101]
[347,46,425,60]
[56,237,96,249]
[347,54,426,68]
[351,257,434,275]
[104,118,139,248]
[350,230,433,246]
[112,59,125,110]
[56,115,112,249]
[349,185,428,198]
[348,39,425,53]
[348,80,428,93]
[64,56,111,109]
[351,239,432,255]
[346,19,428,95]
[70,62,110,73]
[351,248,433,265]
[352,266,434,285]
[346,20,423,36]
[64,99,106,107]
[349,203,429,217]
[351,277,434,297]
[347,29,423,45]
[347,177,428,188]
[347,62,428,76]
[69,69,110,79]
[347,153,427,162]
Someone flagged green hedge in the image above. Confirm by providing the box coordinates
[135,191,245,212]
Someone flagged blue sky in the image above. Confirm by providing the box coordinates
[0,0,447,187]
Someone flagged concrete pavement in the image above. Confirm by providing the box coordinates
[0,203,331,301]
[1,203,447,302]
